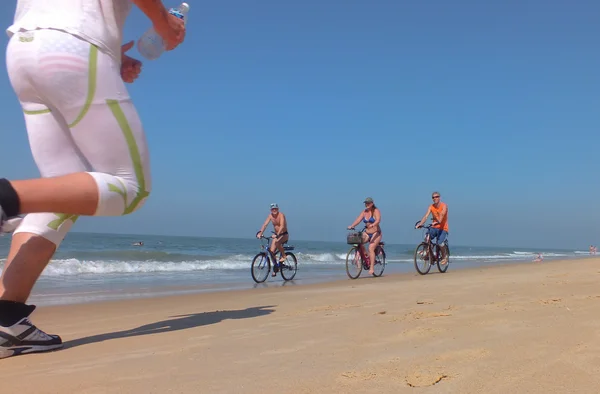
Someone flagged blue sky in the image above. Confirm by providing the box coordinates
[0,1,598,249]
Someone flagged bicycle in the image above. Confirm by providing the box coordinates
[413,221,450,275]
[345,226,386,279]
[251,232,298,283]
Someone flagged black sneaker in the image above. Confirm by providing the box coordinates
[0,317,63,359]
[1,216,23,234]
[0,205,24,234]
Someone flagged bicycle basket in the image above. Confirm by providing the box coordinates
[347,231,363,244]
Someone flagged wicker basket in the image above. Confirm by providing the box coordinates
[346,231,363,244]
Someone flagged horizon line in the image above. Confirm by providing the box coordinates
[62,230,586,252]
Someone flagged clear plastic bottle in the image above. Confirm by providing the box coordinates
[137,3,190,60]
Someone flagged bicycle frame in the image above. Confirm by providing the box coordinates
[413,221,450,275]
[251,232,298,283]
[348,226,384,268]
[345,226,386,279]
[259,233,294,261]
[417,220,447,246]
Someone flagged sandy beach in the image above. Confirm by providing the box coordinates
[3,257,600,393]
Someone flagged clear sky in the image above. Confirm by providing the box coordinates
[0,1,598,249]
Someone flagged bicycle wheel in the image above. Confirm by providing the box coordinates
[251,252,270,283]
[280,252,298,281]
[437,243,450,273]
[345,246,362,279]
[372,246,386,277]
[414,243,431,275]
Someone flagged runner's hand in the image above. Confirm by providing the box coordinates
[154,12,186,51]
[120,41,141,83]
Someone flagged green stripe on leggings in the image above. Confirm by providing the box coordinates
[47,213,79,230]
[68,45,98,128]
[106,99,149,214]
[23,108,51,115]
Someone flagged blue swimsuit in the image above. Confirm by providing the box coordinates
[363,213,379,241]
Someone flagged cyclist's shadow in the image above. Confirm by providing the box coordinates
[63,305,276,350]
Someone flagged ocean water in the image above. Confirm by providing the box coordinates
[0,232,592,306]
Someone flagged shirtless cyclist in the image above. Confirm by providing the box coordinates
[256,203,289,276]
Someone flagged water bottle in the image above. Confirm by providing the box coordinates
[137,2,190,60]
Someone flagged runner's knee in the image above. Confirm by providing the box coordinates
[14,213,77,247]
[87,172,151,216]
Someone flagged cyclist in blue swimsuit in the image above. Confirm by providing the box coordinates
[347,197,382,275]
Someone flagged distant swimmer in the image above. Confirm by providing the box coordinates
[0,0,185,359]
[416,192,449,266]
[533,253,543,262]
[132,241,144,246]
[256,203,289,277]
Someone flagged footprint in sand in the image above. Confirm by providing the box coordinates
[387,307,454,322]
[340,361,450,387]
[260,339,323,355]
[548,273,570,278]
[407,310,452,320]
[538,298,562,305]
[488,301,526,312]
[340,347,488,388]
[405,370,449,387]
[416,300,434,305]
[339,371,378,381]
[402,326,445,337]
[405,347,489,387]
[284,304,360,317]
[435,347,490,362]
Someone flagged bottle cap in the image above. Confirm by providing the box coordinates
[180,3,190,13]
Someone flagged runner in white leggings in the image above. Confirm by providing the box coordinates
[0,0,185,359]
[7,28,152,244]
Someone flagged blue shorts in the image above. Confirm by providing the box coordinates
[427,227,448,245]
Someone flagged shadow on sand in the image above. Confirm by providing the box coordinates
[63,305,276,350]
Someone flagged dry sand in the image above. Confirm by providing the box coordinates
[4,257,600,393]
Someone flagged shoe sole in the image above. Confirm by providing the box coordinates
[0,343,63,359]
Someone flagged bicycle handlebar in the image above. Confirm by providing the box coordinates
[256,230,280,240]
[347,226,367,232]
[414,221,435,229]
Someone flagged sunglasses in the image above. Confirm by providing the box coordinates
[432,196,440,199]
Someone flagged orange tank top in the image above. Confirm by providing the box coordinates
[430,202,448,232]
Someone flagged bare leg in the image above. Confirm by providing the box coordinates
[269,241,278,276]
[368,233,382,275]
[277,234,289,261]
[439,244,448,265]
[0,233,56,302]
[9,173,99,216]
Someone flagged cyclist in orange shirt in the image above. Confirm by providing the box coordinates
[416,191,449,265]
